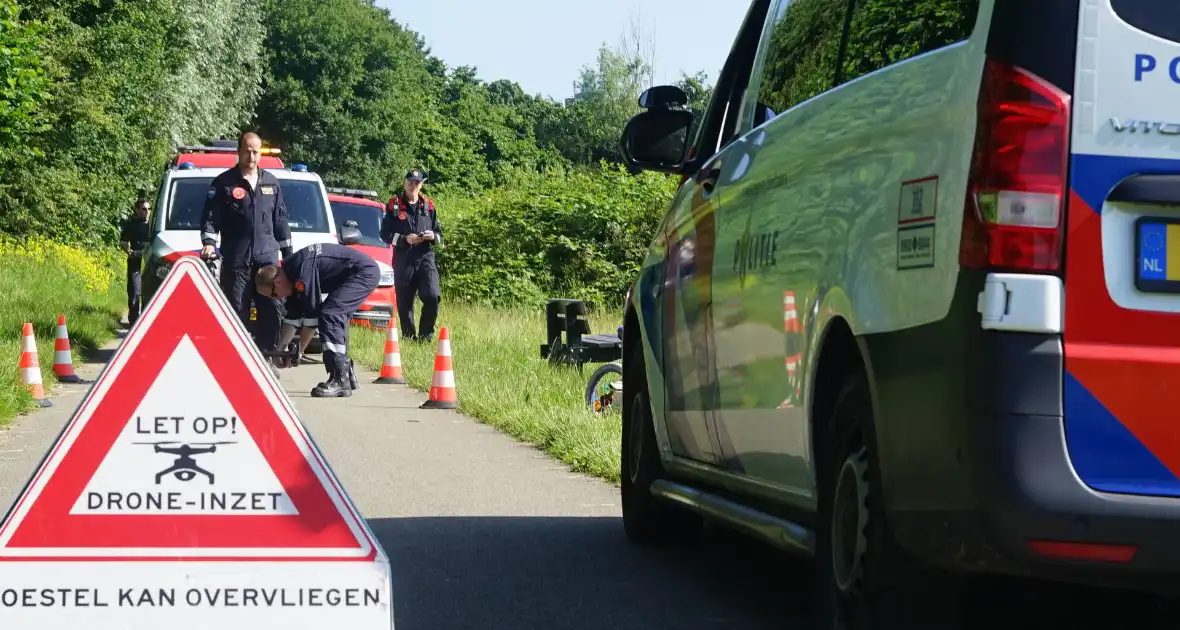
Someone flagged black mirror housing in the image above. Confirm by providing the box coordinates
[339,226,362,246]
[638,85,689,110]
[619,109,694,174]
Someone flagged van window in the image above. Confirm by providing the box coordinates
[754,0,847,116]
[166,178,330,234]
[1111,0,1180,43]
[840,1,982,85]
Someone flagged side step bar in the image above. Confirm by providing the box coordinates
[650,479,815,555]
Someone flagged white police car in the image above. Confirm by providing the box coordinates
[617,0,1180,626]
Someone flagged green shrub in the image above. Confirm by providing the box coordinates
[438,163,677,308]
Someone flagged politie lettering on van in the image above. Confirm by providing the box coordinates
[615,0,1180,627]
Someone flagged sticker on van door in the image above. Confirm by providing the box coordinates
[898,176,939,224]
[897,224,935,270]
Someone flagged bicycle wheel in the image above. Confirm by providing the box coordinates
[585,361,624,413]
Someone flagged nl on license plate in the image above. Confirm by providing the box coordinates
[1135,217,1180,294]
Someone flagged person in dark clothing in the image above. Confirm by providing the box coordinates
[256,242,380,398]
[119,197,152,327]
[199,132,293,358]
[380,168,443,342]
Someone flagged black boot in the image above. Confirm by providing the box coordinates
[312,353,352,398]
[314,350,335,390]
[348,358,359,390]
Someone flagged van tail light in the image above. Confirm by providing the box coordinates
[959,60,1071,272]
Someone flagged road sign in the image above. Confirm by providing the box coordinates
[0,257,393,629]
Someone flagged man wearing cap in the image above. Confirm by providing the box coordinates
[380,168,443,342]
[199,131,293,359]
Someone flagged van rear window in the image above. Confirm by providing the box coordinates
[1112,0,1180,43]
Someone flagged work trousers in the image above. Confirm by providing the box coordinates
[394,260,441,340]
[310,268,382,359]
[126,256,143,327]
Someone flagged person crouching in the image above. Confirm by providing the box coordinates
[255,242,380,398]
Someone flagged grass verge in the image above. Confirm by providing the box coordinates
[349,302,625,483]
[0,238,126,426]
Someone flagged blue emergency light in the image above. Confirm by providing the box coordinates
[291,164,308,172]
[178,162,196,170]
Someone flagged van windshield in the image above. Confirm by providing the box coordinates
[166,178,330,233]
[1112,0,1180,42]
[329,200,386,248]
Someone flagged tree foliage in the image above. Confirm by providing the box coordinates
[0,0,717,304]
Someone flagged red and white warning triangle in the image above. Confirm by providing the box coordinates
[0,256,381,561]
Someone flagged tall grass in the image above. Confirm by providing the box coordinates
[0,238,126,425]
[349,303,625,483]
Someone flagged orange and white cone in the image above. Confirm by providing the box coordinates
[19,323,52,408]
[421,327,457,409]
[52,314,83,383]
[783,291,798,333]
[373,320,407,385]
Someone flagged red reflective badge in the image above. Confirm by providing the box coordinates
[398,211,407,220]
[294,280,305,293]
[231,187,246,200]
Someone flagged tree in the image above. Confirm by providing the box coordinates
[253,0,436,195]
[675,70,713,138]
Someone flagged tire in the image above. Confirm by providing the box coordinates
[815,371,967,629]
[585,361,623,412]
[620,342,702,544]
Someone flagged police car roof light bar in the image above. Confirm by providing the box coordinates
[326,187,380,199]
[176,145,282,155]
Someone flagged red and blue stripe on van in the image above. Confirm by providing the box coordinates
[1065,153,1180,496]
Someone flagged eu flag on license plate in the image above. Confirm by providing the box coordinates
[1138,222,1180,281]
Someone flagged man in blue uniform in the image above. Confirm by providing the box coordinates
[255,242,380,398]
[119,196,152,327]
[199,132,293,357]
[381,168,443,342]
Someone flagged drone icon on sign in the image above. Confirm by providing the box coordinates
[132,441,236,485]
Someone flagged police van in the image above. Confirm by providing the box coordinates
[140,145,393,348]
[617,0,1180,624]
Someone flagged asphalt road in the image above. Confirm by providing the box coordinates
[2,331,1179,630]
[0,332,797,629]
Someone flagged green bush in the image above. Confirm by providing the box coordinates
[437,163,677,308]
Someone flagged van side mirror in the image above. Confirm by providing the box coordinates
[619,109,694,174]
[339,226,362,246]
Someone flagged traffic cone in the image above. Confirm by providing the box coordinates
[19,323,52,408]
[373,320,407,384]
[52,314,83,383]
[420,327,457,409]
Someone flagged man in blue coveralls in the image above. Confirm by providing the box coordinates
[255,242,380,398]
[199,132,292,357]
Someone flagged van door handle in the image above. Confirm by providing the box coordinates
[1108,174,1180,204]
